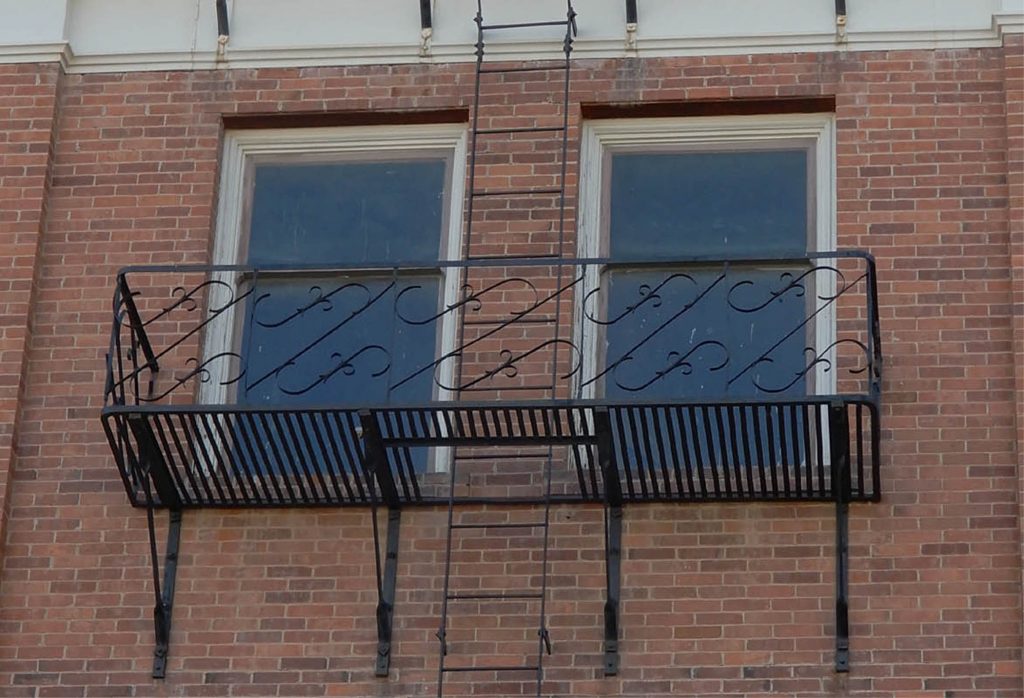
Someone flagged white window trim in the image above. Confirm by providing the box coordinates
[575,113,837,400]
[203,124,467,473]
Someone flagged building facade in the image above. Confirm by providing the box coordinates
[1,1,1023,696]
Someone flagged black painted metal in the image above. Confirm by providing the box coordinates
[103,252,882,417]
[151,510,181,679]
[215,0,229,37]
[360,412,401,509]
[104,400,880,508]
[835,0,847,20]
[595,408,623,674]
[626,0,638,24]
[437,5,577,695]
[603,506,623,676]
[374,508,401,676]
[830,402,851,672]
[419,0,432,29]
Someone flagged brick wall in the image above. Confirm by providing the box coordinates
[0,44,1021,697]
[0,63,61,565]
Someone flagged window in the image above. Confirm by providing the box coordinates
[577,114,836,401]
[575,115,836,477]
[205,125,467,472]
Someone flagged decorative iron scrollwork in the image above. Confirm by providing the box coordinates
[609,341,729,393]
[107,255,880,407]
[137,351,245,403]
[396,277,542,326]
[275,346,392,396]
[745,338,870,394]
[252,281,383,329]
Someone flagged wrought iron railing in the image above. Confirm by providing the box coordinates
[102,251,881,508]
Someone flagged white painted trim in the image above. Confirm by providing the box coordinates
[0,42,70,67]
[1,15,1022,72]
[25,25,1024,73]
[207,123,467,472]
[575,113,837,400]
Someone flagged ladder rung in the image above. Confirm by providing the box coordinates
[481,20,569,30]
[442,665,541,673]
[463,253,561,261]
[471,187,562,198]
[479,65,567,74]
[451,521,546,530]
[476,126,565,135]
[447,592,543,600]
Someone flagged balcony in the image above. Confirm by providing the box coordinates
[101,251,881,677]
[103,251,880,509]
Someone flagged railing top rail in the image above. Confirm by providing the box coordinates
[114,249,876,277]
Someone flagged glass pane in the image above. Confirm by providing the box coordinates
[240,275,441,406]
[248,159,448,265]
[234,275,441,475]
[602,267,811,401]
[609,149,808,259]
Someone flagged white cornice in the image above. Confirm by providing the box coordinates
[994,11,1024,36]
[0,11,1021,73]
[0,42,71,68]
[39,27,1024,74]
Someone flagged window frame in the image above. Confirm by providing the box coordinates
[575,113,837,400]
[203,123,469,411]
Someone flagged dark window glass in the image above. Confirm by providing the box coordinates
[608,149,808,259]
[233,157,450,474]
[602,147,816,472]
[603,148,812,401]
[248,159,447,265]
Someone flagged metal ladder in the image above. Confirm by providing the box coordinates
[436,3,577,696]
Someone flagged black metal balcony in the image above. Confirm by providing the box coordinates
[103,251,881,509]
[101,250,882,678]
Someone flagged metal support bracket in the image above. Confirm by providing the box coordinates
[216,0,230,54]
[128,415,185,679]
[830,402,851,672]
[419,0,433,56]
[374,508,402,677]
[359,410,403,675]
[359,411,401,509]
[603,506,623,676]
[625,0,638,50]
[834,0,847,40]
[152,510,182,679]
[594,408,623,675]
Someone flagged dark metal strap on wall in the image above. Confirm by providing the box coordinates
[127,416,183,679]
[595,408,623,675]
[374,508,402,676]
[625,0,638,24]
[624,0,638,48]
[359,411,404,676]
[834,0,847,37]
[830,402,851,672]
[603,507,623,676]
[152,511,182,679]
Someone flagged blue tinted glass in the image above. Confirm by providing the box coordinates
[240,276,440,406]
[235,276,440,474]
[609,150,808,259]
[602,269,809,400]
[248,159,447,265]
[602,267,813,471]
